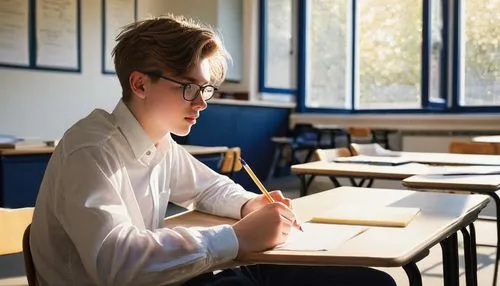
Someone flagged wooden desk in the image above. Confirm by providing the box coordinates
[0,144,229,208]
[164,187,490,286]
[0,145,228,157]
[0,147,55,156]
[181,145,228,156]
[403,174,500,286]
[473,135,500,143]
[352,149,500,166]
[291,161,500,196]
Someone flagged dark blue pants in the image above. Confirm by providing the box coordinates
[182,265,397,286]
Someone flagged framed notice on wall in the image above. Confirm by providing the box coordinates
[0,0,81,72]
[35,0,81,71]
[102,0,137,74]
[0,0,30,68]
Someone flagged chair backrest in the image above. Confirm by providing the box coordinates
[219,147,243,176]
[23,224,38,286]
[0,207,34,255]
[348,127,372,138]
[0,207,37,285]
[292,123,319,144]
[314,147,352,162]
[349,143,389,156]
[449,141,497,155]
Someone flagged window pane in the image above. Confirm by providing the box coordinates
[307,0,348,108]
[357,0,422,109]
[430,0,444,102]
[265,0,295,89]
[462,0,500,106]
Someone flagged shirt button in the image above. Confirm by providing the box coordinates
[146,151,151,156]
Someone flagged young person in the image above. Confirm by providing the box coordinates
[30,15,396,286]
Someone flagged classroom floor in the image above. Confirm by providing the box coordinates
[1,174,499,286]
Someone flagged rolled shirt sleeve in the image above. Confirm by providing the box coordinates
[168,141,259,219]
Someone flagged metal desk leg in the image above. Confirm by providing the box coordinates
[440,233,459,286]
[299,174,308,197]
[403,262,423,286]
[328,176,341,188]
[461,226,477,286]
[469,223,478,276]
[487,191,500,286]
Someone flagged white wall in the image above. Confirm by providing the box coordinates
[0,0,168,139]
[0,0,257,139]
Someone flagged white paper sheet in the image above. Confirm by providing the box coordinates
[0,0,29,66]
[36,0,78,69]
[274,223,366,251]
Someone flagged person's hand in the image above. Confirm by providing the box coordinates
[232,202,295,256]
[241,190,291,217]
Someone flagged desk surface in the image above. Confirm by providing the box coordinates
[292,161,500,181]
[0,145,228,156]
[292,161,438,180]
[181,145,228,155]
[164,187,489,267]
[403,173,500,192]
[356,150,500,166]
[472,135,500,143]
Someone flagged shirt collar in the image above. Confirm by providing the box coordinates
[112,100,156,162]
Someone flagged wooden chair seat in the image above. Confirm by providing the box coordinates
[449,141,497,155]
[0,207,37,285]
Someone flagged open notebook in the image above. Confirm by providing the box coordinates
[310,206,421,228]
[333,155,411,166]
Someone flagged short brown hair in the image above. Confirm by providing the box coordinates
[112,15,230,102]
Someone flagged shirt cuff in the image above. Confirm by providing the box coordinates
[195,224,239,264]
[229,190,259,219]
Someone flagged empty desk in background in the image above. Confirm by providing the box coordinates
[0,145,228,208]
[0,147,54,208]
[291,161,438,196]
[361,150,500,166]
[164,186,490,286]
[403,174,500,286]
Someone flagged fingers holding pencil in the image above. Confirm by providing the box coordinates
[239,158,303,232]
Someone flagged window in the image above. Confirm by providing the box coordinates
[260,0,296,92]
[429,0,444,103]
[357,0,422,109]
[260,0,499,113]
[461,0,500,106]
[306,0,349,109]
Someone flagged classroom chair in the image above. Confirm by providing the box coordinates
[349,142,392,156]
[0,207,37,286]
[449,140,497,155]
[347,127,394,149]
[267,124,326,181]
[219,147,243,178]
[304,147,353,192]
[346,127,373,145]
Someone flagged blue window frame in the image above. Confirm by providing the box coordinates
[297,0,447,113]
[260,0,500,113]
[258,0,296,95]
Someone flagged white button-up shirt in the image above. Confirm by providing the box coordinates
[30,101,257,286]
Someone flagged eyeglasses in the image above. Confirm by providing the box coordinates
[144,72,218,102]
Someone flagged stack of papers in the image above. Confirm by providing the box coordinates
[334,155,411,166]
